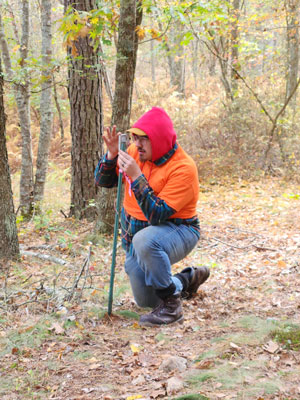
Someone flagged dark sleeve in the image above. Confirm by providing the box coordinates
[94,153,118,188]
[131,175,176,225]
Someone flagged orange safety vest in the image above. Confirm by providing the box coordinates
[123,143,199,221]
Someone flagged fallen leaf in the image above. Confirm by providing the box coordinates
[230,342,242,352]
[132,321,140,329]
[151,389,165,399]
[50,322,65,335]
[87,357,98,363]
[195,359,215,369]
[263,340,280,354]
[11,347,19,355]
[82,387,95,393]
[130,343,142,354]
[88,363,101,370]
[277,260,287,268]
[132,375,146,385]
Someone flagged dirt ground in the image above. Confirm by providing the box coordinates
[0,178,300,400]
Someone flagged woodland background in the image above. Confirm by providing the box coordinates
[0,0,300,399]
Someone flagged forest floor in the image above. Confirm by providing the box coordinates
[0,176,300,400]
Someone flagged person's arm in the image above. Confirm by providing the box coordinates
[94,153,118,188]
[131,175,176,225]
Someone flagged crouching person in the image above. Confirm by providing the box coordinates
[95,107,209,326]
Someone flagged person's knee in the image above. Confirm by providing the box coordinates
[132,230,149,258]
[132,227,158,258]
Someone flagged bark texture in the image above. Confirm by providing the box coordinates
[169,23,185,94]
[0,58,20,260]
[230,0,240,95]
[95,0,142,233]
[0,2,34,218]
[285,0,299,105]
[34,0,53,204]
[65,0,103,220]
[18,0,34,217]
[156,14,185,94]
[111,0,140,130]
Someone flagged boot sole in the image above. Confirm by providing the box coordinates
[139,315,184,327]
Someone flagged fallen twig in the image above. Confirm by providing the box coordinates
[253,245,277,252]
[226,226,264,237]
[25,244,56,251]
[20,250,72,267]
[198,242,219,251]
[60,209,69,218]
[78,247,92,301]
[67,246,92,301]
[211,237,257,250]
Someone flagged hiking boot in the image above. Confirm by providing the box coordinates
[139,294,183,327]
[177,266,210,299]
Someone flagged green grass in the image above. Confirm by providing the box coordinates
[188,360,283,397]
[271,323,300,350]
[117,310,140,320]
[2,321,52,356]
[194,349,218,362]
[155,332,171,344]
[236,315,280,336]
[189,315,295,399]
[72,350,93,360]
[188,372,215,384]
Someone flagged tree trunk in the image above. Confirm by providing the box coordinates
[192,40,198,88]
[95,0,142,234]
[18,83,33,218]
[150,39,156,82]
[98,42,113,106]
[230,0,240,95]
[34,0,53,205]
[208,49,217,76]
[166,22,185,94]
[285,0,299,108]
[18,0,34,217]
[0,58,19,261]
[0,3,34,218]
[53,76,65,141]
[65,0,103,220]
[111,0,140,130]
[153,8,184,93]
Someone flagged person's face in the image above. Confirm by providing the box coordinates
[132,134,152,162]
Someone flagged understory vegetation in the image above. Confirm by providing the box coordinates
[1,166,299,399]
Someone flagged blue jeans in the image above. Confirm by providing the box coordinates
[124,222,199,308]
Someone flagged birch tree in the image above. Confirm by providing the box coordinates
[33,0,53,204]
[0,57,19,260]
[0,1,34,218]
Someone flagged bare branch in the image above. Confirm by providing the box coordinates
[139,16,173,45]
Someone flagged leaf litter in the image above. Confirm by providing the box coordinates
[0,178,300,399]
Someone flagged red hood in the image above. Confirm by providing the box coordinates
[131,107,177,161]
